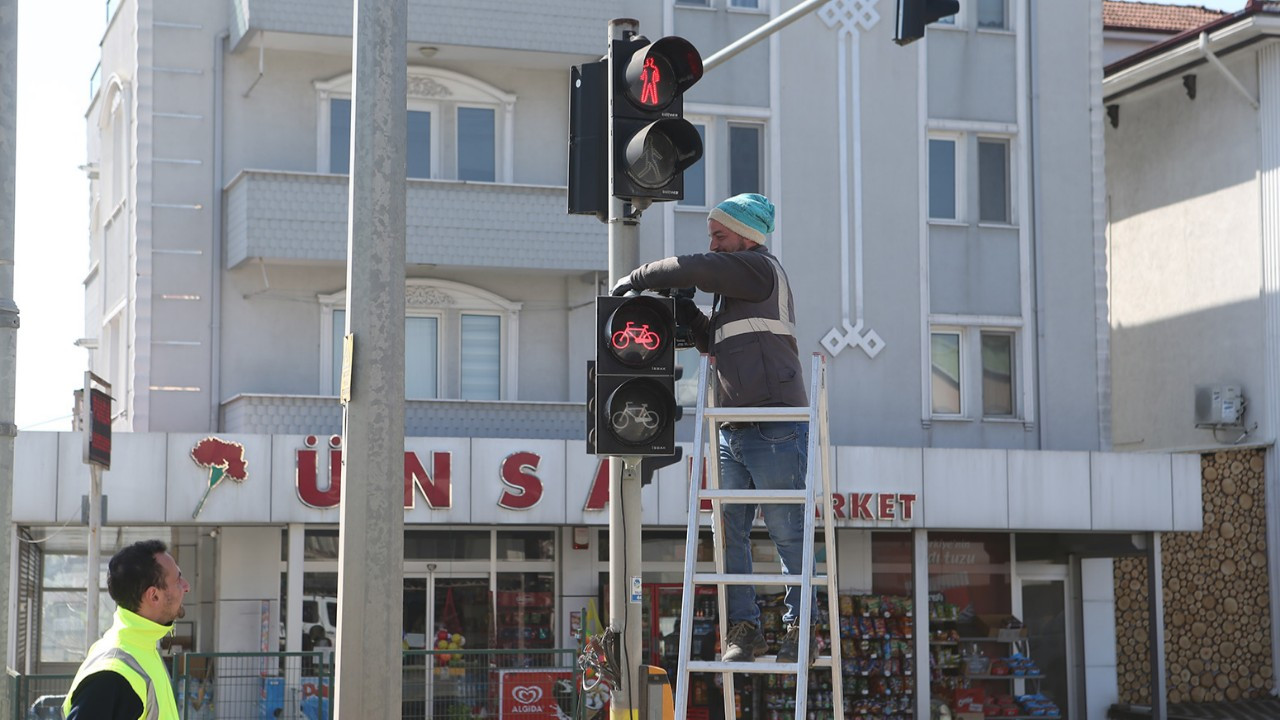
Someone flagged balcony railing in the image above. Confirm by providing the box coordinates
[221,393,585,440]
[223,170,606,272]
[230,0,617,57]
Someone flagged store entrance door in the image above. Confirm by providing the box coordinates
[402,572,491,720]
[1017,566,1074,720]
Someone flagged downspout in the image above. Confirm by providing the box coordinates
[1028,0,1047,450]
[210,31,227,431]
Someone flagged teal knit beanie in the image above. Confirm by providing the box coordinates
[708,193,775,245]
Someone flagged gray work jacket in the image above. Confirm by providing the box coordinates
[628,245,807,409]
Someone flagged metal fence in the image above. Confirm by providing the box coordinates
[11,673,73,720]
[12,649,598,720]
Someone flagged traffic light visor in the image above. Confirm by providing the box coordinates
[623,36,704,112]
[604,296,672,367]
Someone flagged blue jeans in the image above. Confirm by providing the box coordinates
[718,421,809,627]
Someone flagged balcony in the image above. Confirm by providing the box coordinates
[223,170,606,272]
[230,0,617,60]
[222,393,585,439]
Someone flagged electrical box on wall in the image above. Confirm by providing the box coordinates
[1195,385,1245,427]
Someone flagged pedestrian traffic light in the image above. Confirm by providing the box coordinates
[894,0,960,45]
[609,35,704,203]
[593,294,680,456]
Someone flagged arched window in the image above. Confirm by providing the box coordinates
[319,279,521,400]
[315,67,516,183]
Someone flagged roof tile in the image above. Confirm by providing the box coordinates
[1103,0,1229,33]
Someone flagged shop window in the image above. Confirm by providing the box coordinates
[927,532,1011,620]
[304,529,339,560]
[39,554,112,663]
[871,531,916,595]
[496,530,555,561]
[405,530,490,560]
[495,572,556,658]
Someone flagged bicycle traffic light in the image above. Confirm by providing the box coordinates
[894,0,959,45]
[592,295,679,456]
[609,35,704,202]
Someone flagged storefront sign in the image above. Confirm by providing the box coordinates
[293,437,917,521]
[830,492,917,521]
[495,670,574,718]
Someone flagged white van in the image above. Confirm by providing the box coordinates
[302,595,338,642]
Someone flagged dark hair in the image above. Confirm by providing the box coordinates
[107,539,168,612]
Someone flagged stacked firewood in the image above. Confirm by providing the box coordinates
[1114,449,1273,704]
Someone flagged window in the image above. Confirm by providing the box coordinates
[978,139,1009,223]
[675,0,710,5]
[332,312,440,398]
[928,138,957,220]
[729,124,763,196]
[729,0,760,7]
[321,280,520,400]
[457,107,496,182]
[678,123,708,207]
[981,332,1014,416]
[675,347,701,407]
[930,326,1020,419]
[977,0,1006,29]
[318,68,513,182]
[930,331,961,415]
[407,110,432,179]
[460,314,501,400]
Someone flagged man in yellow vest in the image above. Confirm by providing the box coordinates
[64,539,190,720]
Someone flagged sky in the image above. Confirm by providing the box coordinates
[4,0,1257,431]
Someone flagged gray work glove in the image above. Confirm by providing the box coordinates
[610,277,635,296]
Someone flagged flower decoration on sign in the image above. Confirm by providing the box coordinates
[190,437,248,518]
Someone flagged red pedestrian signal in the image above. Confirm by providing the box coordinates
[610,35,704,203]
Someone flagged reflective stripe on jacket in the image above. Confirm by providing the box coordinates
[63,607,179,720]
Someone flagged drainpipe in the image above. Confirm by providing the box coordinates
[210,31,227,431]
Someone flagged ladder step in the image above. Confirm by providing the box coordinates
[693,572,830,586]
[700,489,808,503]
[703,407,811,423]
[687,656,833,674]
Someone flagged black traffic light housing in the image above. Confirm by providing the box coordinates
[568,60,608,219]
[592,294,680,456]
[894,0,960,45]
[610,35,704,203]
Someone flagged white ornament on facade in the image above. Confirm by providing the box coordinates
[819,0,885,359]
[818,0,881,35]
[406,286,455,307]
[407,76,453,99]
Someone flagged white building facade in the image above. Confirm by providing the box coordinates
[11,0,1204,718]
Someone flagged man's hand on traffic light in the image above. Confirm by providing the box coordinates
[611,277,635,296]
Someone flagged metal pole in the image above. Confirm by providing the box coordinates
[1146,532,1167,720]
[334,0,407,717]
[607,18,645,718]
[702,0,828,72]
[0,0,17,713]
[86,466,101,646]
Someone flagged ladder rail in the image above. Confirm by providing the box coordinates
[676,353,845,720]
[674,354,712,720]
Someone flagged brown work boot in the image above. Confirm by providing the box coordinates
[775,623,817,666]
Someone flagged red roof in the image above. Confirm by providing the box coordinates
[1103,1,1229,33]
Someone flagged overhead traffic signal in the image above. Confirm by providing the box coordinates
[609,35,704,202]
[592,294,680,456]
[894,0,960,45]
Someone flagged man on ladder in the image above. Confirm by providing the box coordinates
[611,192,815,666]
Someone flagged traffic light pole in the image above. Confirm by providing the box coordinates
[606,19,646,720]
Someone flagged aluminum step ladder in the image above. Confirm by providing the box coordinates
[674,352,843,720]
